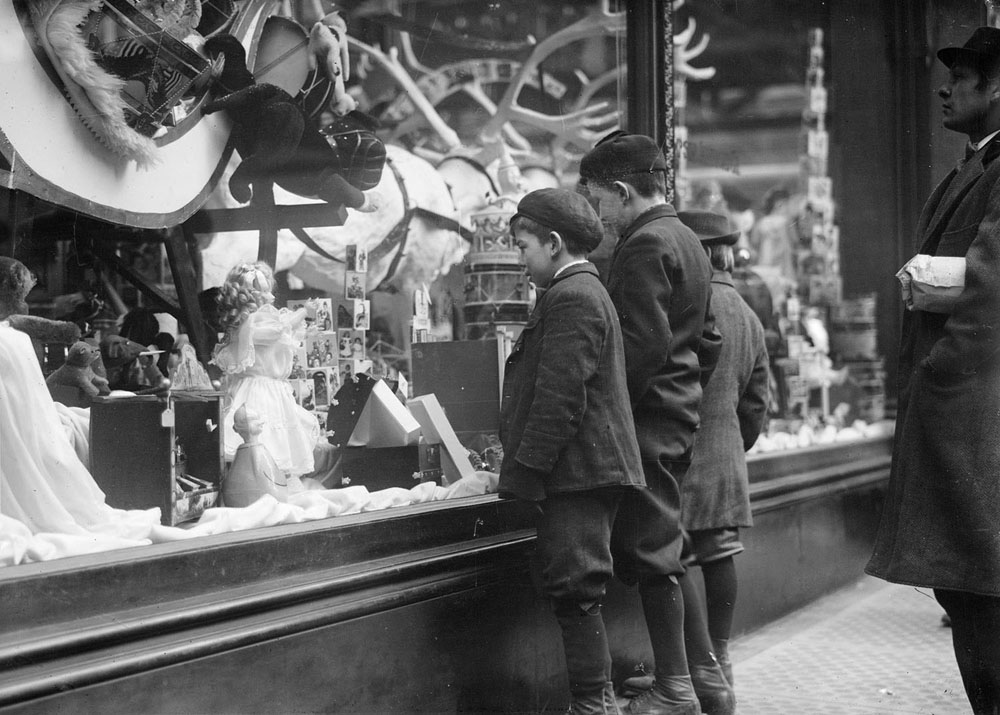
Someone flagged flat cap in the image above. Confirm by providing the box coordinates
[579,131,667,183]
[511,187,604,253]
[678,209,739,246]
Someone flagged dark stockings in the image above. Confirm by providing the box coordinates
[639,575,689,677]
[679,571,715,668]
[702,556,738,642]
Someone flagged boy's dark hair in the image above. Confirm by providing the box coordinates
[582,170,667,199]
[511,215,593,256]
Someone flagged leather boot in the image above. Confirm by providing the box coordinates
[621,673,655,696]
[568,682,622,715]
[690,662,735,715]
[711,638,733,686]
[624,677,702,715]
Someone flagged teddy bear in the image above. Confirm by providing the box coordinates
[46,340,110,400]
[0,256,82,344]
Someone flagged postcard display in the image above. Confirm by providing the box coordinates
[287,243,374,436]
[284,246,474,489]
[771,28,886,423]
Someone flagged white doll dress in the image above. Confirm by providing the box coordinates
[213,305,319,476]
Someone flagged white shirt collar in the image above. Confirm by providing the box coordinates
[976,129,1000,151]
[553,259,589,280]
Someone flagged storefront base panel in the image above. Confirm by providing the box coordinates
[0,438,891,714]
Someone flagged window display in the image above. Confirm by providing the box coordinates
[0,0,894,568]
[675,1,893,451]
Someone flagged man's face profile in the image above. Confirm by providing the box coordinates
[939,60,998,139]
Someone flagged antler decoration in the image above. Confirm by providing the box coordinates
[348,37,462,151]
[479,0,624,148]
[674,16,716,82]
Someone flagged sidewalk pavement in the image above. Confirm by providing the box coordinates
[730,576,968,714]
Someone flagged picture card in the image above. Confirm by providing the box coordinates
[353,299,370,330]
[345,243,369,273]
[306,332,338,368]
[345,271,366,300]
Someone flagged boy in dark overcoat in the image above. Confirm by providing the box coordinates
[499,188,648,714]
[579,132,725,715]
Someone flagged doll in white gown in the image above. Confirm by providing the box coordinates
[211,262,319,478]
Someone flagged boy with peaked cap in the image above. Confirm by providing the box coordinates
[579,132,724,715]
[624,210,767,714]
[866,26,1000,713]
[499,187,646,714]
[683,211,769,705]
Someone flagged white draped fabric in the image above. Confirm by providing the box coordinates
[0,322,171,559]
[0,321,498,566]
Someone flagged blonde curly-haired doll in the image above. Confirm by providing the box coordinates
[212,262,318,481]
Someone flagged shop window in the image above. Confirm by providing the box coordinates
[1,0,634,567]
[674,0,892,452]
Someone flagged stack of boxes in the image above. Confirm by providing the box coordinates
[799,27,842,309]
[830,295,886,422]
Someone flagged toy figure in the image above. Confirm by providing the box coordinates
[211,261,320,478]
[45,340,110,400]
[222,404,288,508]
[168,340,215,390]
[202,32,380,211]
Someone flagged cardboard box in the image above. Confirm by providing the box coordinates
[89,392,223,525]
[338,443,442,491]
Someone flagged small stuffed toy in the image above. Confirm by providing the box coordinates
[0,256,82,344]
[308,11,357,116]
[46,340,110,399]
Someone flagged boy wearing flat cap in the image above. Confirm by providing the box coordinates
[579,132,725,715]
[867,26,1000,713]
[680,210,769,700]
[499,187,646,713]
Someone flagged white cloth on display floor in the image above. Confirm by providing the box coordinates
[0,321,499,567]
[0,322,188,563]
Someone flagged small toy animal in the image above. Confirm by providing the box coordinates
[46,340,110,399]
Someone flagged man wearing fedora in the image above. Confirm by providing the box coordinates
[579,133,725,715]
[866,26,1000,713]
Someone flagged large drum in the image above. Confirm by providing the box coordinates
[462,195,530,341]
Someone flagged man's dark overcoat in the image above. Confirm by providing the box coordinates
[498,263,644,501]
[867,135,1000,596]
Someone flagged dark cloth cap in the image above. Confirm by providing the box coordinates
[511,187,604,253]
[678,209,739,246]
[937,27,1000,70]
[579,131,667,183]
